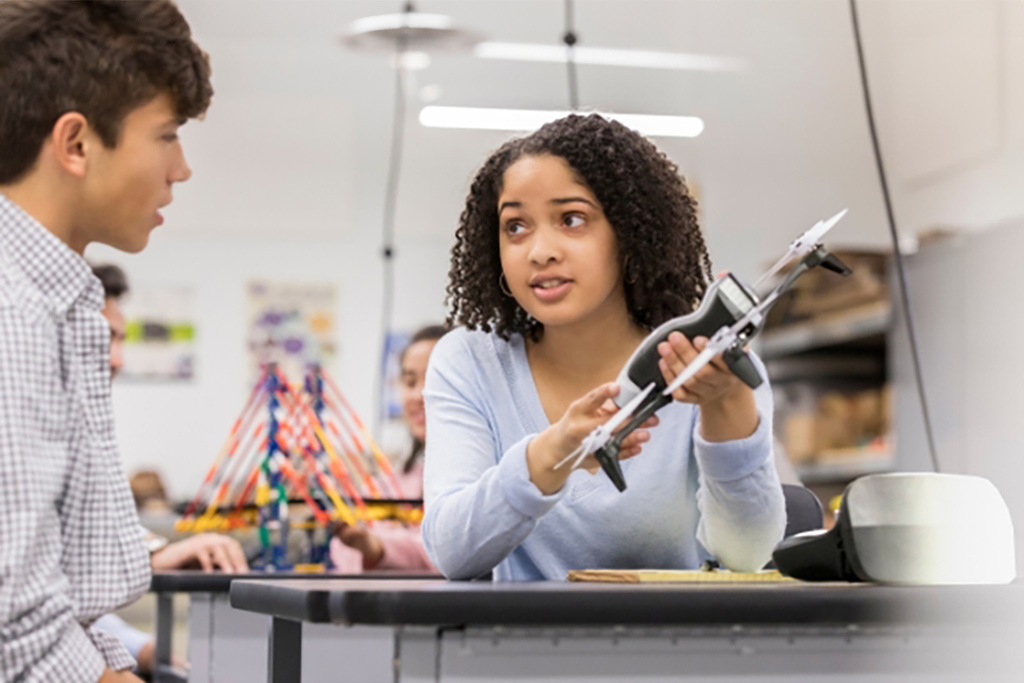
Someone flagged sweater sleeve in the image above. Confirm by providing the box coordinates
[693,353,787,572]
[421,334,567,580]
[374,526,435,571]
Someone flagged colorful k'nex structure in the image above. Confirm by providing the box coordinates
[176,363,421,571]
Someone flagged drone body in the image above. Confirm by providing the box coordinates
[592,273,766,491]
[616,273,764,407]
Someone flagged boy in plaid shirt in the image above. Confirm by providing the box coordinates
[0,2,212,680]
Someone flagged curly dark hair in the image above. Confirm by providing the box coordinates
[445,113,713,341]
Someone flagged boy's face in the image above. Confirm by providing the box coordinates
[81,93,191,253]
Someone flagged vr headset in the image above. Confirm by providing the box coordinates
[773,473,1016,585]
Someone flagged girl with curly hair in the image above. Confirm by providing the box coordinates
[422,114,785,581]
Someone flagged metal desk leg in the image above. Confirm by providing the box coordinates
[268,617,302,683]
[152,592,185,683]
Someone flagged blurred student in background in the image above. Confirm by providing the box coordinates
[91,264,247,677]
[330,324,448,572]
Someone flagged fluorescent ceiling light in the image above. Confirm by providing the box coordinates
[419,106,704,138]
[474,42,745,72]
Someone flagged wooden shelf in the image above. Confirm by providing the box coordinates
[758,301,891,360]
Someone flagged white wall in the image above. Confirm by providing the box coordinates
[861,0,1024,235]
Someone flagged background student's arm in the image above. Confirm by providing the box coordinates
[374,526,435,571]
[331,523,435,571]
[150,533,248,573]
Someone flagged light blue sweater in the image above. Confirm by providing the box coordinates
[422,328,786,581]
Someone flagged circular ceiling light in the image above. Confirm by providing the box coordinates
[341,12,483,54]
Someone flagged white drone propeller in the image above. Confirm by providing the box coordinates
[754,208,848,289]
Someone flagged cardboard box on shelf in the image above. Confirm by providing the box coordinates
[783,413,817,463]
[763,250,889,329]
[790,268,885,317]
[781,386,891,462]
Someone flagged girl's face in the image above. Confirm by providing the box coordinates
[497,154,624,331]
[400,339,439,442]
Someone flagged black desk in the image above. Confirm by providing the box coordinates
[149,571,439,683]
[230,578,1024,683]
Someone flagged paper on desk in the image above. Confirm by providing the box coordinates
[567,569,796,583]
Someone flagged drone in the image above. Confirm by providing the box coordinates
[554,209,852,491]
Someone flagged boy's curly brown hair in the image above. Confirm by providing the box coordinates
[445,113,713,341]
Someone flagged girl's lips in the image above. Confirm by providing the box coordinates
[531,280,573,303]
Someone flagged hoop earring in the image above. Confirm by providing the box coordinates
[499,273,514,297]
[623,257,638,285]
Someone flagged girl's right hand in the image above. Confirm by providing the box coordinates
[526,382,659,495]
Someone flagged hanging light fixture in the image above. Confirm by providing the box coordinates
[339,3,484,437]
[341,8,483,57]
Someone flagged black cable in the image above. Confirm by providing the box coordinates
[564,0,579,110]
[849,0,941,473]
[373,3,410,436]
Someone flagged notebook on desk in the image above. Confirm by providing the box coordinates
[567,569,796,583]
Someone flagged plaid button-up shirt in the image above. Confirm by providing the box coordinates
[0,194,151,681]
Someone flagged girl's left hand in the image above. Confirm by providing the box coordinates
[657,331,748,407]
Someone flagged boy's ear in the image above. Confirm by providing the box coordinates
[50,111,93,179]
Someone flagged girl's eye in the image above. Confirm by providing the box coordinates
[504,221,527,236]
[564,213,586,229]
[162,133,179,143]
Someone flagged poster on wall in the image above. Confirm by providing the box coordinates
[121,286,196,381]
[379,331,410,422]
[246,280,337,384]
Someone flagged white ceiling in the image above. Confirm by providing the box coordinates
[166,0,904,276]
